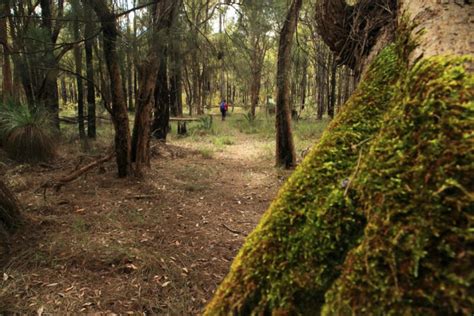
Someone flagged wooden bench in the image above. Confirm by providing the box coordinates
[169,116,213,135]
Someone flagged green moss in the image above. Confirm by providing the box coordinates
[323,56,473,315]
[204,43,407,315]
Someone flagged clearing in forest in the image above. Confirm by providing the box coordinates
[0,116,327,314]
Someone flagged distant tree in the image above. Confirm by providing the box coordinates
[71,0,86,138]
[84,2,97,139]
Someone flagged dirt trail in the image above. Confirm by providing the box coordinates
[0,135,288,314]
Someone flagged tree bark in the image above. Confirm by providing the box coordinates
[152,54,170,140]
[0,1,13,102]
[84,3,96,139]
[328,53,337,119]
[38,0,61,129]
[73,5,86,138]
[315,0,397,75]
[131,0,180,174]
[275,0,302,169]
[83,0,131,177]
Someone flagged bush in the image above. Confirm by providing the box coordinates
[0,102,56,163]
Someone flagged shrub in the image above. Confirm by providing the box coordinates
[0,102,56,162]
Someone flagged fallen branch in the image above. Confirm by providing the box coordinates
[128,194,159,200]
[42,152,115,193]
[221,223,245,236]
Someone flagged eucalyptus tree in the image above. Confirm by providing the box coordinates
[233,0,276,118]
[275,0,302,168]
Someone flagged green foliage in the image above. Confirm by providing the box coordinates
[213,136,235,147]
[197,116,214,131]
[190,116,215,136]
[205,43,406,315]
[232,115,275,136]
[323,56,473,315]
[0,102,56,162]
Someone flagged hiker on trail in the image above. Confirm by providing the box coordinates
[220,99,228,121]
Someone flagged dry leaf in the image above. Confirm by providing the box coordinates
[46,283,59,287]
[37,306,44,316]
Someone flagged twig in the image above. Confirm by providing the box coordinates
[128,194,159,200]
[344,149,364,197]
[221,223,244,235]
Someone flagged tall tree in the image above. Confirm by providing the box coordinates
[131,0,182,174]
[84,3,97,139]
[72,0,86,138]
[0,1,13,101]
[83,0,131,177]
[37,0,64,129]
[275,0,302,168]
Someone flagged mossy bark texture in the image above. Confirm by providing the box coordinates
[205,35,473,314]
[323,56,473,315]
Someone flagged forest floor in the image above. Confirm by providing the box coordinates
[0,114,328,314]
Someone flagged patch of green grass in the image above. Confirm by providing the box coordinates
[212,135,235,147]
[72,217,89,233]
[199,148,214,159]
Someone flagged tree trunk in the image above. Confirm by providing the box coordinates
[84,0,131,177]
[38,0,60,130]
[152,54,170,140]
[169,49,183,117]
[0,2,13,102]
[249,68,262,118]
[131,61,158,173]
[73,9,86,139]
[328,54,337,119]
[85,3,96,139]
[131,0,180,174]
[275,0,302,169]
[300,55,308,112]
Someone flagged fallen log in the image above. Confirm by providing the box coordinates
[42,152,115,193]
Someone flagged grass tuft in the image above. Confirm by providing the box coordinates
[0,102,56,162]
